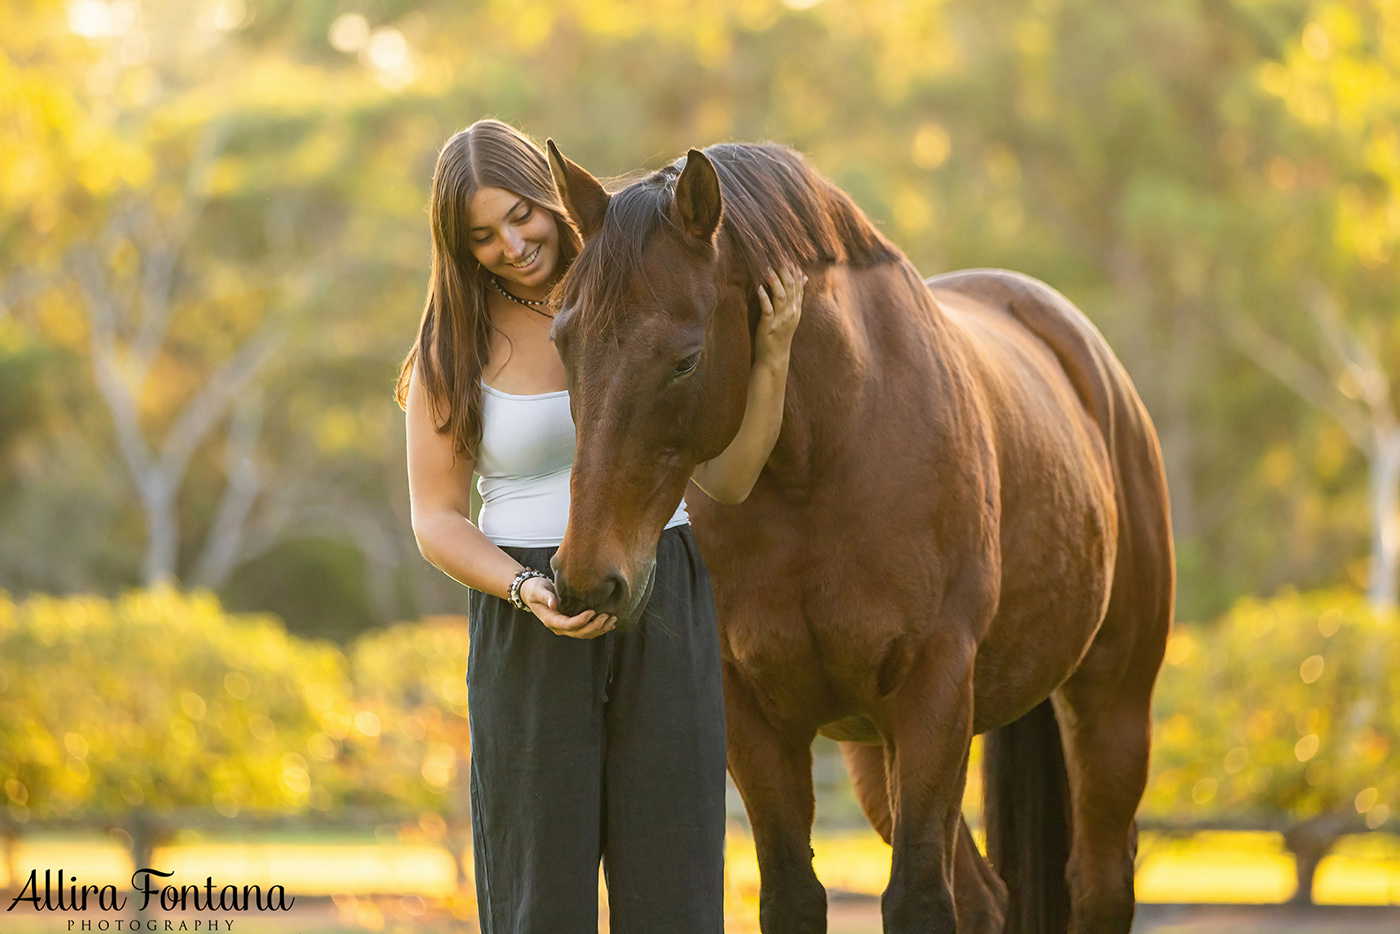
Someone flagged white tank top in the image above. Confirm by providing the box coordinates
[475,384,689,547]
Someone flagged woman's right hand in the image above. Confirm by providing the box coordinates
[520,576,617,638]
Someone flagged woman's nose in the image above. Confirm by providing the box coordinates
[501,228,527,258]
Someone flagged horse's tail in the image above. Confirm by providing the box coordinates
[984,699,1071,934]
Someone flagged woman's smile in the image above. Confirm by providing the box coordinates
[507,244,542,270]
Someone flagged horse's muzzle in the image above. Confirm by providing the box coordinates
[551,556,656,631]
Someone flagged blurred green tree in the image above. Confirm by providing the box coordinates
[1,0,435,632]
[1146,588,1397,900]
[0,588,351,866]
[348,616,472,884]
[0,589,477,887]
[1221,0,1400,610]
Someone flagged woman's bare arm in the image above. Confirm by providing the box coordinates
[405,365,614,637]
[691,265,806,504]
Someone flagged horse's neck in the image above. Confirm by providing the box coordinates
[765,260,946,486]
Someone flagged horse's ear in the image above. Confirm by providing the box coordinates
[547,139,610,242]
[673,148,723,245]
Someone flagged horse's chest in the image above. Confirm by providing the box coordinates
[697,511,928,717]
[703,536,841,709]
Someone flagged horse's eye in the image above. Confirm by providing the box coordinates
[672,352,701,378]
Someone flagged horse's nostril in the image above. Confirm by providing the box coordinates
[551,568,580,616]
[601,570,629,611]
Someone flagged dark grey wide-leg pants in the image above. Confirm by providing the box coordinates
[465,524,727,934]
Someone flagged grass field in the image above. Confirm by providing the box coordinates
[1,827,1397,932]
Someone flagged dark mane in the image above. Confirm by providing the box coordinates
[557,143,901,331]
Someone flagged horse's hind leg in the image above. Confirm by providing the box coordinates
[953,818,1009,933]
[1052,577,1168,934]
[1051,675,1151,934]
[1055,456,1172,933]
[841,741,1007,933]
[839,741,892,841]
[726,663,827,934]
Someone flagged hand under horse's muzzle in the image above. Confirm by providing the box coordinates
[551,551,657,630]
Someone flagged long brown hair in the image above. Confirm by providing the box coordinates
[395,119,582,458]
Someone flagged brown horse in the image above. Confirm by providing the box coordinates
[544,140,1174,934]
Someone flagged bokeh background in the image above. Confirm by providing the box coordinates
[2,0,1399,929]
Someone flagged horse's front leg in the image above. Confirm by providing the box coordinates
[843,740,1007,932]
[724,660,826,934]
[875,628,978,933]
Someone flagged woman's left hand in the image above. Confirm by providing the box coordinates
[755,265,805,368]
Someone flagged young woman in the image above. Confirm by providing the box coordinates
[397,119,803,933]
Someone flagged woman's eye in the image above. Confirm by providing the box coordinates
[673,352,701,378]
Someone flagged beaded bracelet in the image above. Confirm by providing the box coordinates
[508,567,550,611]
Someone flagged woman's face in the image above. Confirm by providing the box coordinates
[466,186,561,298]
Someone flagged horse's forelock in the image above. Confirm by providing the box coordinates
[558,169,680,338]
[557,143,899,338]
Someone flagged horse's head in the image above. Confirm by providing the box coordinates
[545,142,753,626]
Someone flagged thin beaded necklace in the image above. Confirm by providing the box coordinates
[490,277,555,319]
